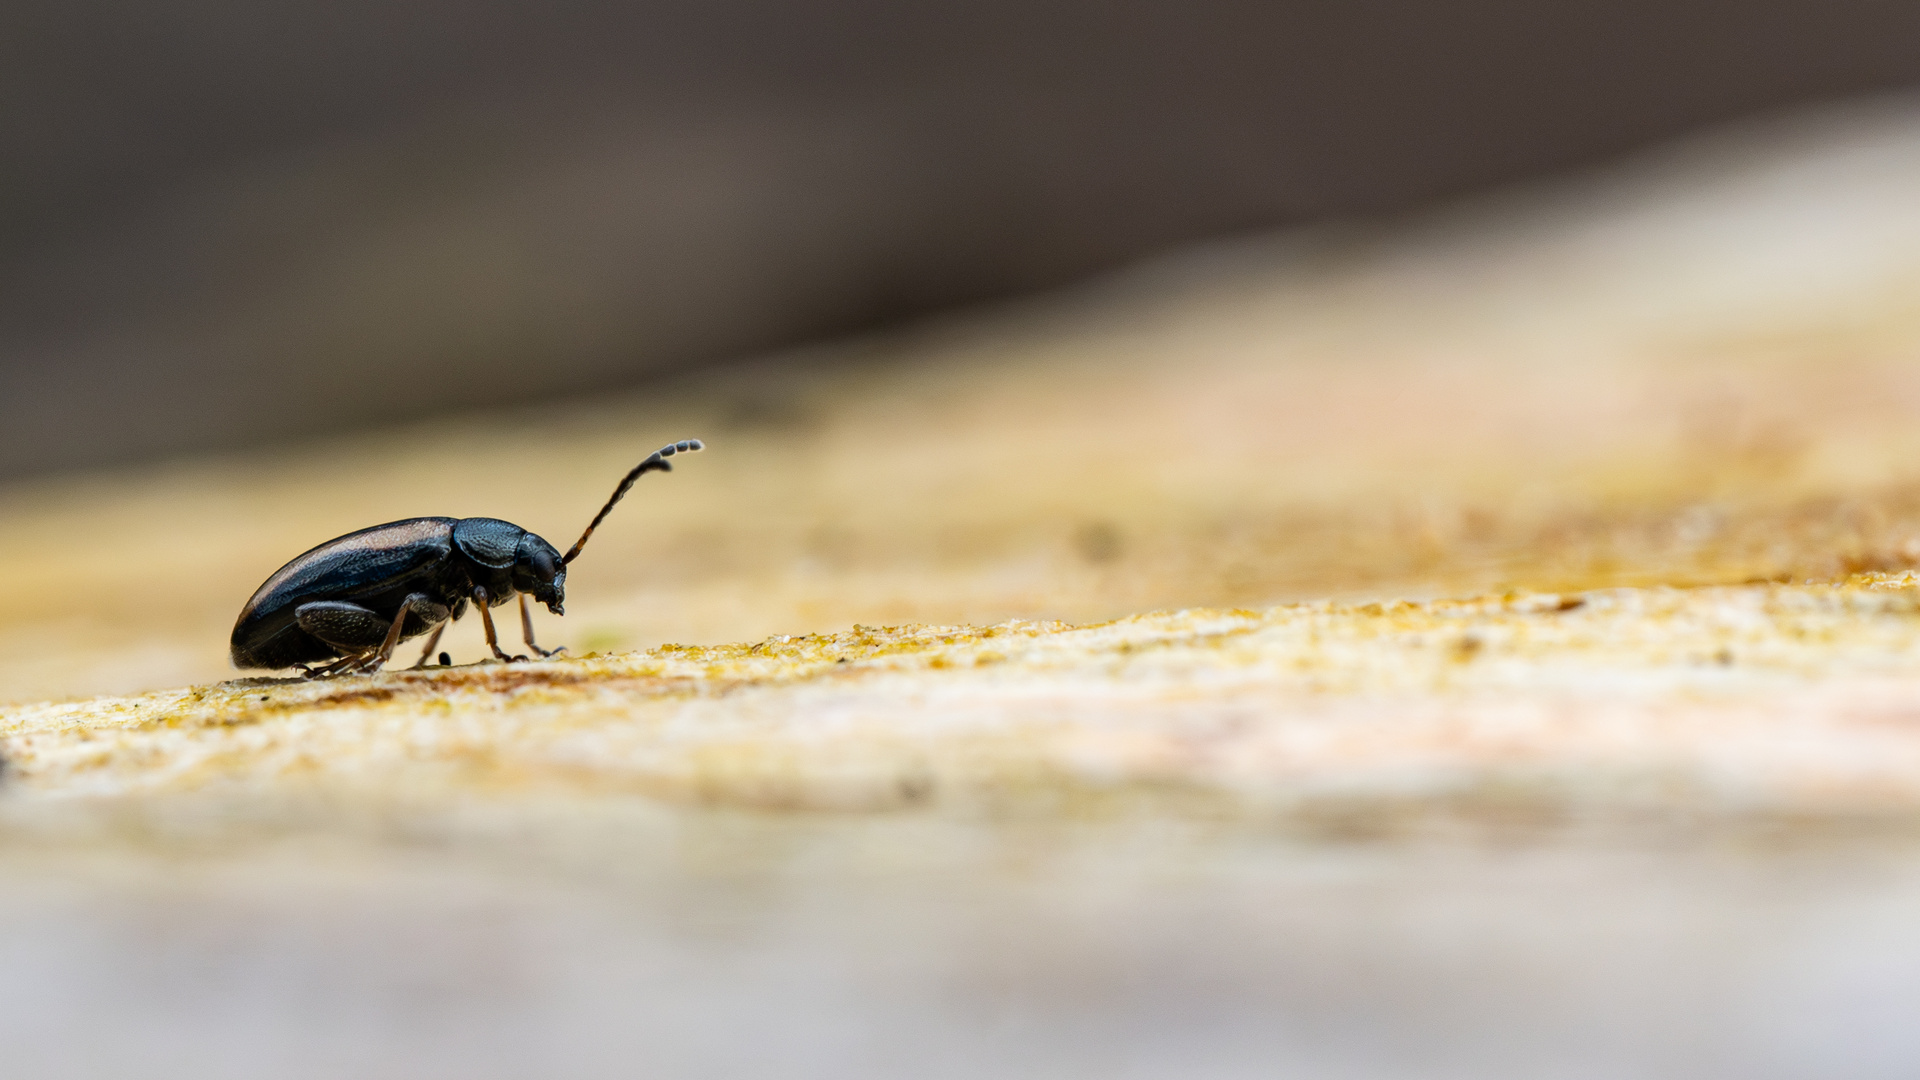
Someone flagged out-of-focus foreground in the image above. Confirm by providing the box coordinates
[9,102,1920,1077]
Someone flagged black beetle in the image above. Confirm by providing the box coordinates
[230,439,703,677]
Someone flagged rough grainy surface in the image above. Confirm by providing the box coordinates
[12,577,1920,830]
[11,104,1920,1078]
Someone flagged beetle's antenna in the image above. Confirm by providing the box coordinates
[562,439,704,565]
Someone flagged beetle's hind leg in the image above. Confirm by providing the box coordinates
[295,595,448,676]
[299,653,372,679]
[518,594,565,658]
[294,602,388,676]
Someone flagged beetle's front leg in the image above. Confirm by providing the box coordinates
[518,594,565,658]
[472,586,526,662]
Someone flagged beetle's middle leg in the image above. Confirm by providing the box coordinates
[407,621,449,670]
[518,594,565,658]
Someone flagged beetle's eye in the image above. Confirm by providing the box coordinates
[529,549,557,580]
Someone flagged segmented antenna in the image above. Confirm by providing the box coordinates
[562,439,704,565]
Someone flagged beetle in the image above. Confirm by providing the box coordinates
[230,439,703,677]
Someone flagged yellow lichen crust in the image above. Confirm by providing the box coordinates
[9,574,1920,828]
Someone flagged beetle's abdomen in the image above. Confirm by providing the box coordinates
[231,517,458,668]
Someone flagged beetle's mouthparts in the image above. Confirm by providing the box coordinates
[547,601,565,616]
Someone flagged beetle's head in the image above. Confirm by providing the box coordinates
[512,533,568,615]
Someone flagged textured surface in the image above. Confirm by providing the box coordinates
[12,578,1920,828]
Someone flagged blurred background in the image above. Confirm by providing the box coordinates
[10,0,1920,475]
[15,3,1920,1078]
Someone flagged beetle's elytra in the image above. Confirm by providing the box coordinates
[230,439,703,677]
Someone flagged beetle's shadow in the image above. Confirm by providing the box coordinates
[218,675,313,689]
[215,662,490,691]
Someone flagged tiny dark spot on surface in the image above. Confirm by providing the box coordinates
[440,652,452,666]
[1554,596,1586,612]
[1715,648,1734,666]
[837,657,849,664]
[259,695,269,701]
[1451,635,1483,662]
